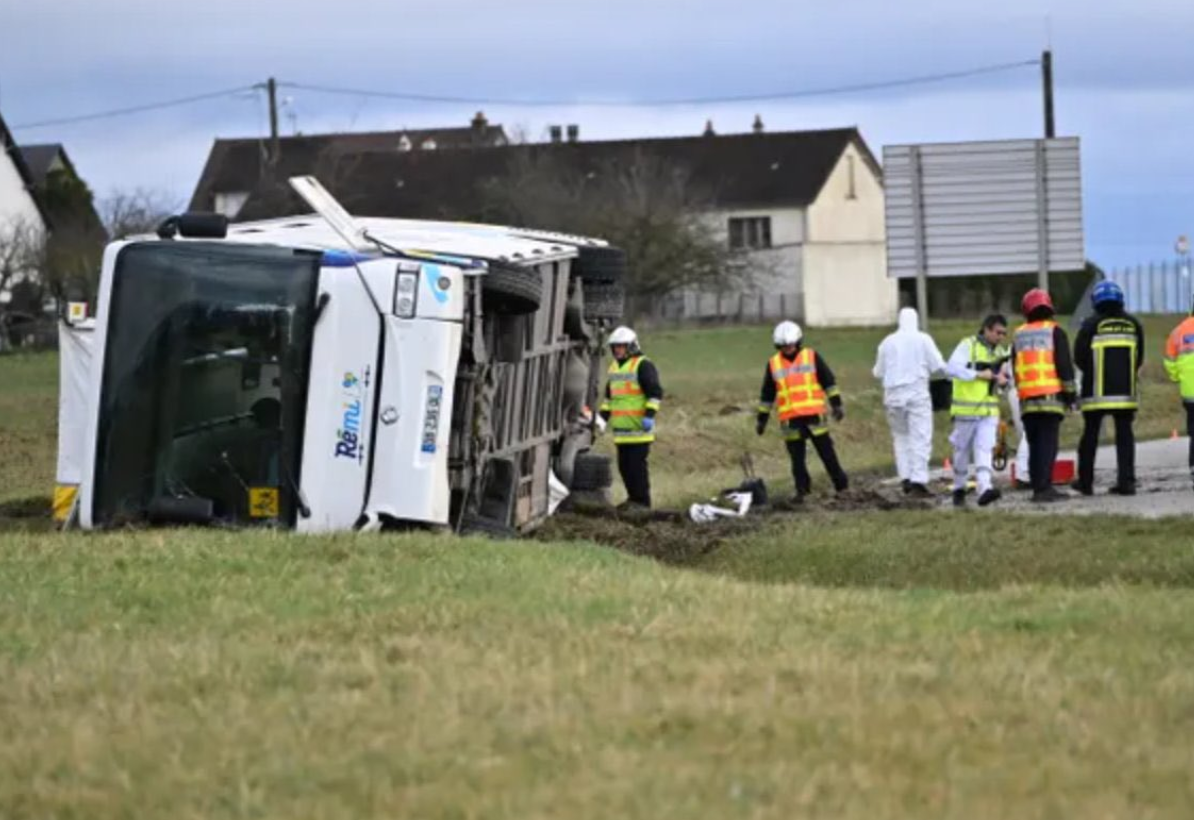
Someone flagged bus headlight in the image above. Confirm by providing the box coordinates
[395,271,419,318]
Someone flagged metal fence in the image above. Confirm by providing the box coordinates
[634,290,804,327]
[1105,258,1194,314]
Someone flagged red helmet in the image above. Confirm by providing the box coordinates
[1021,288,1054,316]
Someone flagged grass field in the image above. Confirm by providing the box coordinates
[2,319,1194,818]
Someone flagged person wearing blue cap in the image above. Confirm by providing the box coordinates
[1072,280,1144,495]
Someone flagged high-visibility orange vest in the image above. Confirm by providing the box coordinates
[1014,320,1063,401]
[1165,317,1194,402]
[769,349,827,420]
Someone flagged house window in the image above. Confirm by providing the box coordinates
[213,191,249,218]
[728,217,772,250]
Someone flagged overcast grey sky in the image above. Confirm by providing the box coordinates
[2,0,1191,266]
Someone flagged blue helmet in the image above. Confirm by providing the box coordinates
[1091,280,1124,308]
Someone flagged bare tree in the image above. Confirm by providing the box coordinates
[0,218,49,349]
[99,188,181,239]
[478,148,750,311]
[0,218,46,303]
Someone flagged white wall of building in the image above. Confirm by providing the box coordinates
[802,142,897,327]
[661,206,805,322]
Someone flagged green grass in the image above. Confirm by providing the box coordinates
[2,322,1194,818]
[0,353,58,504]
[2,525,1194,818]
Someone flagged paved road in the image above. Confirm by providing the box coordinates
[922,438,1194,519]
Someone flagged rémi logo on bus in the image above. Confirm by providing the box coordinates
[335,371,366,462]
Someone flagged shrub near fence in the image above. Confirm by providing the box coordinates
[0,313,58,353]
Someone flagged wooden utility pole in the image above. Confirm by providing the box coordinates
[1041,50,1055,138]
[267,77,280,167]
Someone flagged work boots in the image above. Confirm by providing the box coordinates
[952,488,966,508]
[977,487,1002,507]
[1031,486,1068,503]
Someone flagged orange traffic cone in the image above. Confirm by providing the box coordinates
[1173,429,1180,440]
[943,456,953,472]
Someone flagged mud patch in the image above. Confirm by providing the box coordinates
[0,496,54,533]
[824,487,936,513]
[538,480,931,561]
[535,507,767,563]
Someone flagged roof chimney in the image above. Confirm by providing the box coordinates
[703,119,716,137]
[566,124,579,143]
[549,125,563,144]
[752,114,764,134]
[471,111,489,133]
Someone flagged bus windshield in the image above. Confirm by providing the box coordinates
[91,241,321,527]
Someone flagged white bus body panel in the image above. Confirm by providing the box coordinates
[296,266,381,533]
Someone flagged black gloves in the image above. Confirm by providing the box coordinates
[832,406,845,422]
[755,414,768,436]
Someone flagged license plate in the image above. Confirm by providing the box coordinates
[422,385,443,453]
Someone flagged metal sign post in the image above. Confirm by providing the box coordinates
[1034,139,1050,291]
[909,146,930,328]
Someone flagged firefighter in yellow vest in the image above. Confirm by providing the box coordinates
[756,320,849,500]
[1010,288,1078,503]
[1163,296,1194,490]
[945,314,1010,508]
[599,326,662,508]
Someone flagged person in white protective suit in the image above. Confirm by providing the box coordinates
[872,307,947,497]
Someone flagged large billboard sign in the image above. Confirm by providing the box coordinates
[884,137,1085,281]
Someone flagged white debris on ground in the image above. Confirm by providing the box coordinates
[689,491,754,524]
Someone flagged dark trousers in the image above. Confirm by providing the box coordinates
[616,443,651,506]
[785,432,849,495]
[1078,410,1136,489]
[1022,413,1062,493]
[1187,404,1194,476]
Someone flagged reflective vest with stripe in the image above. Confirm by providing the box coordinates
[950,337,1001,418]
[769,349,827,420]
[606,356,656,444]
[1081,317,1139,411]
[1164,316,1194,403]
[1014,320,1064,413]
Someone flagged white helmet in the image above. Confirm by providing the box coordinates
[608,326,638,346]
[772,320,803,347]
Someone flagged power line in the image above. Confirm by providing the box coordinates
[281,59,1041,108]
[11,84,262,130]
[8,58,1040,132]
